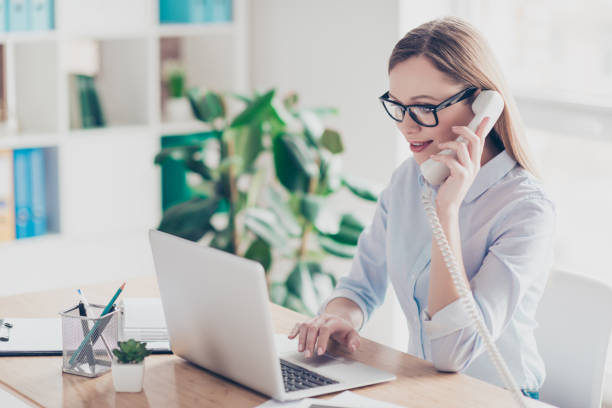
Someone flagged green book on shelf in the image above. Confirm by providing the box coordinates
[76,75,105,129]
[77,75,94,128]
[87,76,106,128]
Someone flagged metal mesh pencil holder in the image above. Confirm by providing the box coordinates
[60,304,119,378]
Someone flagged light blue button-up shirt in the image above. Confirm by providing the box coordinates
[324,150,555,390]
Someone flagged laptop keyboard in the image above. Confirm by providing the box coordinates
[280,359,338,392]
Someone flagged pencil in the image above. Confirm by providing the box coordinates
[68,282,126,367]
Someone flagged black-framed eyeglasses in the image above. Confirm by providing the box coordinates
[378,86,478,127]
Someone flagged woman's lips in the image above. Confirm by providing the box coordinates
[409,140,433,153]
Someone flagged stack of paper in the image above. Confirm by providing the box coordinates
[120,297,170,351]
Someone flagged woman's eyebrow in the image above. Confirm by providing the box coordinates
[388,92,439,103]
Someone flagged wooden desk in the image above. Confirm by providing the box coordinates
[0,275,552,407]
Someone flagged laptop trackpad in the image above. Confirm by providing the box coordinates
[275,334,354,369]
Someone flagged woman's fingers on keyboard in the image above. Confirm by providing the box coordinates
[346,330,360,351]
[288,323,300,339]
[316,325,332,355]
[304,325,319,358]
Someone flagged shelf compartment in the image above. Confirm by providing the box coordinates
[13,41,58,134]
[57,0,152,38]
[64,38,150,130]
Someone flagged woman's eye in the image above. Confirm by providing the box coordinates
[414,106,434,113]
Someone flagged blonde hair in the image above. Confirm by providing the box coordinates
[389,17,538,176]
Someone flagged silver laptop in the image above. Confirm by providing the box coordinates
[148,229,395,401]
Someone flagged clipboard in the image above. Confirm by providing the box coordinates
[0,317,172,357]
[0,318,62,356]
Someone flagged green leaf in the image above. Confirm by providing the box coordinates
[320,129,344,154]
[324,213,365,246]
[269,282,288,305]
[300,194,341,235]
[282,92,299,111]
[230,89,275,128]
[246,168,266,209]
[318,234,357,258]
[154,142,215,180]
[244,237,272,272]
[244,207,294,255]
[265,187,301,237]
[187,88,225,123]
[231,124,263,173]
[342,176,380,202]
[286,262,319,315]
[158,197,221,242]
[317,150,342,195]
[308,107,339,117]
[230,92,252,105]
[285,262,337,316]
[269,97,296,127]
[272,133,318,193]
[209,226,235,253]
[299,110,324,147]
[283,293,311,316]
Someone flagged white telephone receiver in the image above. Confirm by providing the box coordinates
[420,89,529,406]
[420,90,505,185]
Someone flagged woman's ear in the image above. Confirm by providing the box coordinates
[467,88,481,105]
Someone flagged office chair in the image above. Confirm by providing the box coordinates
[535,269,612,408]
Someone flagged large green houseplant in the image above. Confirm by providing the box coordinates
[154,88,379,315]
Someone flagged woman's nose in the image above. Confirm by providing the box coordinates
[398,114,420,133]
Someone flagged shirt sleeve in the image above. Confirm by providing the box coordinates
[422,196,555,372]
[318,184,391,331]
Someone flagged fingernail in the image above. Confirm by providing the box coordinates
[350,344,356,352]
[299,344,304,352]
[318,347,323,355]
[305,350,311,358]
[452,126,460,130]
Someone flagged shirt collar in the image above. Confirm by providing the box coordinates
[416,150,517,202]
[463,149,517,203]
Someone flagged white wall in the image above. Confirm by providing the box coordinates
[249,0,409,350]
[249,0,400,183]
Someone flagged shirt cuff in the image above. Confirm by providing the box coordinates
[422,294,476,340]
[318,288,369,332]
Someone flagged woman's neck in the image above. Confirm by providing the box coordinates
[481,138,503,166]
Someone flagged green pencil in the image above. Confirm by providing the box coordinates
[68,282,126,367]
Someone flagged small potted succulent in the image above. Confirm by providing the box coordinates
[162,59,194,122]
[111,339,152,392]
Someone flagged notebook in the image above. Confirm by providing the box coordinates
[120,297,170,352]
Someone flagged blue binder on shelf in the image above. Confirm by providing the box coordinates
[189,0,210,23]
[8,0,29,32]
[14,149,34,239]
[30,0,54,31]
[159,0,190,24]
[29,148,47,237]
[0,0,7,32]
[210,0,232,22]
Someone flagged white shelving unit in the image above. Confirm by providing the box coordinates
[0,0,249,296]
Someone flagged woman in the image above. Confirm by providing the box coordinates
[288,17,555,400]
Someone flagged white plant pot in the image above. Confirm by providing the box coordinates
[164,97,194,122]
[112,361,145,392]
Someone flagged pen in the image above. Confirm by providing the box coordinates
[77,302,96,370]
[77,289,94,317]
[69,282,126,367]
